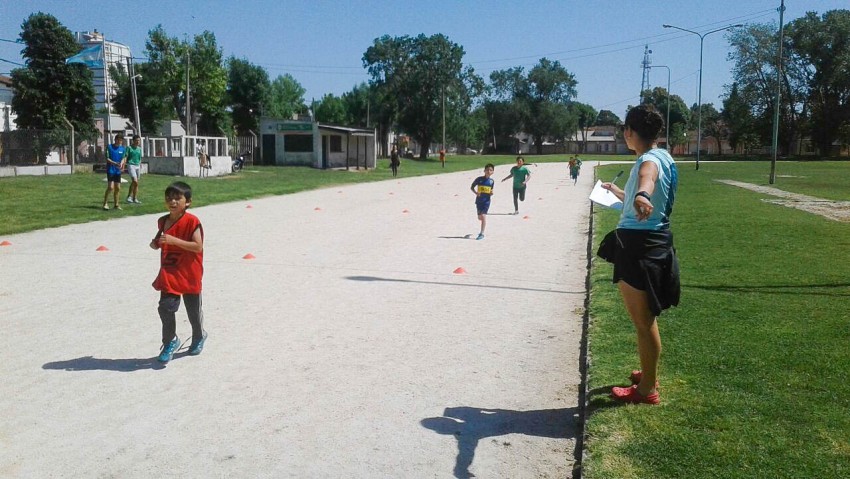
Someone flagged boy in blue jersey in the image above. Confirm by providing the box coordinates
[102,133,127,210]
[470,163,495,240]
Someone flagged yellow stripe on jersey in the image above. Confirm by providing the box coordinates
[478,185,492,194]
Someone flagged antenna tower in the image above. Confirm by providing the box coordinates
[640,45,653,103]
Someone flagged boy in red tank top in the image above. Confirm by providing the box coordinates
[150,181,206,363]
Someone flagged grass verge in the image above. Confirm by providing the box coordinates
[584,161,850,478]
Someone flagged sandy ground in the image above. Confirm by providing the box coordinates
[0,162,592,478]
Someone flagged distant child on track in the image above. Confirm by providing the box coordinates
[102,133,126,210]
[150,181,207,363]
[569,155,582,185]
[470,163,495,240]
[501,156,532,214]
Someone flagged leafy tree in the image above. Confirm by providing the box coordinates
[265,74,307,119]
[727,22,809,154]
[363,33,481,159]
[490,58,578,154]
[692,103,725,155]
[787,9,850,155]
[10,12,97,161]
[641,87,690,136]
[668,122,689,154]
[109,62,172,135]
[141,26,229,136]
[722,82,757,153]
[188,31,229,135]
[595,109,621,126]
[483,99,525,153]
[571,102,597,153]
[314,93,347,124]
[226,57,269,134]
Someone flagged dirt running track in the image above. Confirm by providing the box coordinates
[0,162,592,478]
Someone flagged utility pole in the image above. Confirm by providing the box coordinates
[441,86,446,168]
[769,0,786,184]
[185,50,191,136]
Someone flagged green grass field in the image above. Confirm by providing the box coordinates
[0,153,603,235]
[585,161,850,478]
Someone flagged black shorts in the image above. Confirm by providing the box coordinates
[106,173,121,184]
[612,228,680,315]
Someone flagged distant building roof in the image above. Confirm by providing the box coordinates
[0,75,13,88]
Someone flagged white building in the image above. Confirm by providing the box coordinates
[74,30,132,136]
[0,75,16,132]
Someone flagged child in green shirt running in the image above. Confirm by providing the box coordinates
[126,134,143,203]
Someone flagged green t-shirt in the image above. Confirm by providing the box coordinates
[126,145,142,166]
[511,165,531,188]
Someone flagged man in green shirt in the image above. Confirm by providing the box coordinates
[501,156,532,215]
[125,134,143,204]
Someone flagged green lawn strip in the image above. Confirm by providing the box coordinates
[585,162,850,478]
[0,153,619,236]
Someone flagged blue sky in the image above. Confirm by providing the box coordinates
[1,1,845,118]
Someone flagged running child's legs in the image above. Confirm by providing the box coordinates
[183,293,205,342]
[512,188,519,212]
[158,293,205,344]
[158,293,180,344]
[478,212,486,234]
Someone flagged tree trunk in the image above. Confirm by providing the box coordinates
[419,138,431,160]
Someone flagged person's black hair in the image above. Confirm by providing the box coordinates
[516,156,524,162]
[624,104,664,142]
[114,133,124,141]
[132,134,140,141]
[165,181,192,202]
[485,163,495,170]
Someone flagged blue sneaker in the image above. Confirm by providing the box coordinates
[188,331,207,356]
[476,233,484,240]
[157,336,180,363]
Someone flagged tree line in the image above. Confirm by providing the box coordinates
[10,9,850,162]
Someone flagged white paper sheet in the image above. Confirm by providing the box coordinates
[589,180,623,210]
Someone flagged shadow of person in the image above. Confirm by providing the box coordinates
[43,356,165,372]
[421,406,576,478]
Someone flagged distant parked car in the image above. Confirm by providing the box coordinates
[465,148,479,155]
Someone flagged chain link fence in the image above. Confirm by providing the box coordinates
[0,128,103,167]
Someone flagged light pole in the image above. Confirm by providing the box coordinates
[648,65,671,150]
[663,23,742,169]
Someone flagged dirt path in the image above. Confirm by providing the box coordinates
[717,179,850,221]
[0,163,591,478]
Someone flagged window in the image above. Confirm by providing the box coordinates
[329,135,342,152]
[286,134,313,152]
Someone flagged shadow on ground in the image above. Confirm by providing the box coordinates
[421,406,577,478]
[43,356,166,372]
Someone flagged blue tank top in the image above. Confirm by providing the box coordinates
[617,148,677,231]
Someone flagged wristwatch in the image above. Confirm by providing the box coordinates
[635,191,651,202]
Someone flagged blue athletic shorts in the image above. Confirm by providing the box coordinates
[476,198,491,215]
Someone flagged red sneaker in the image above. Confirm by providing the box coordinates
[611,385,660,405]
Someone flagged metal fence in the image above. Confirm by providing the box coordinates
[0,128,104,167]
[229,131,257,166]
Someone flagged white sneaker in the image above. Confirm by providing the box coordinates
[133,198,141,204]
[127,197,134,203]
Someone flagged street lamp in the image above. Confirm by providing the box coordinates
[663,23,743,169]
[648,65,671,151]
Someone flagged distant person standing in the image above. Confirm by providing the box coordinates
[501,156,532,215]
[390,145,400,177]
[470,163,495,240]
[439,148,446,168]
[125,134,143,204]
[102,133,126,210]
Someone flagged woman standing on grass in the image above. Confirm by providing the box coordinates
[601,104,680,405]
